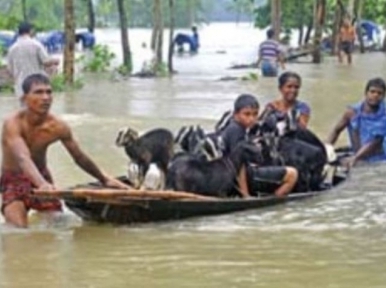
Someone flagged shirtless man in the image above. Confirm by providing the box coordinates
[1,74,129,228]
[338,18,356,64]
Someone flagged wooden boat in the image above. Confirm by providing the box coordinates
[51,166,347,225]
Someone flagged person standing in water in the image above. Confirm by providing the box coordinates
[256,28,285,77]
[7,22,59,101]
[338,18,356,64]
[327,78,386,167]
[0,74,130,228]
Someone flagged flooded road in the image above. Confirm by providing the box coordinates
[1,23,386,288]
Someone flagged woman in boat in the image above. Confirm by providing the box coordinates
[327,77,386,167]
[260,71,311,129]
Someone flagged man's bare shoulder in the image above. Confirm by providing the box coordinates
[48,114,72,137]
[3,111,23,128]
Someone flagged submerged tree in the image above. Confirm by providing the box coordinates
[85,0,95,33]
[63,0,76,84]
[312,0,326,63]
[167,0,175,74]
[151,0,164,73]
[271,0,281,40]
[116,0,132,73]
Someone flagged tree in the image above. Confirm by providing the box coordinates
[167,0,175,74]
[312,0,326,63]
[21,0,27,21]
[354,0,364,53]
[271,0,281,40]
[63,0,76,84]
[116,0,132,73]
[85,0,95,33]
[151,0,164,72]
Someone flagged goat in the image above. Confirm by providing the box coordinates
[166,141,261,197]
[174,125,224,161]
[254,110,328,192]
[115,127,174,189]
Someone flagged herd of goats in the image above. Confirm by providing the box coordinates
[114,110,341,197]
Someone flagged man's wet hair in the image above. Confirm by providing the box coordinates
[365,78,386,93]
[22,74,51,94]
[278,71,302,88]
[234,94,259,113]
[266,29,275,39]
[18,22,33,35]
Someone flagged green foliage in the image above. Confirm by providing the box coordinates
[254,0,386,37]
[50,74,83,92]
[362,0,386,24]
[241,72,258,81]
[80,44,116,73]
[0,46,5,67]
[154,61,168,77]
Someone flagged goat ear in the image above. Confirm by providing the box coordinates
[115,128,126,146]
[124,127,139,140]
[131,129,139,140]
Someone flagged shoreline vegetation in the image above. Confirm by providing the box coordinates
[0,0,385,92]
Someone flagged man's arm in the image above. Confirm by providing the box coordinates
[352,137,383,164]
[59,123,130,188]
[256,47,262,67]
[326,109,353,145]
[2,119,51,188]
[37,43,59,67]
[59,123,108,184]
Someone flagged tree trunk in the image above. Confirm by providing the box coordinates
[187,0,195,27]
[152,0,164,72]
[167,0,175,74]
[348,0,355,17]
[383,30,386,52]
[355,0,364,53]
[271,0,281,41]
[150,1,157,50]
[331,2,342,55]
[304,19,313,44]
[86,0,95,33]
[312,0,326,63]
[298,26,304,47]
[21,0,27,21]
[63,0,76,85]
[117,0,132,72]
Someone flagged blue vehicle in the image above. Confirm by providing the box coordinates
[0,32,16,52]
[174,27,199,54]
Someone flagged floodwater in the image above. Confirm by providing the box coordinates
[1,23,386,288]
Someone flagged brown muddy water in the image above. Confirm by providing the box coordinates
[0,23,386,288]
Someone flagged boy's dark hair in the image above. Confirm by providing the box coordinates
[278,71,302,88]
[234,94,259,113]
[22,74,51,94]
[18,22,33,35]
[365,78,386,93]
[266,29,275,39]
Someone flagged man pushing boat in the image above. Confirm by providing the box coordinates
[0,74,129,228]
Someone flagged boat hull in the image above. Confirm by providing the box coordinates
[65,192,319,225]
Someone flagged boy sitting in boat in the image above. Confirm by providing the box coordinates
[327,78,386,167]
[221,94,298,198]
[0,74,129,228]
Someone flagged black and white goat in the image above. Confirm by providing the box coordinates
[115,127,174,189]
[166,141,261,197]
[255,110,330,192]
[174,125,224,161]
